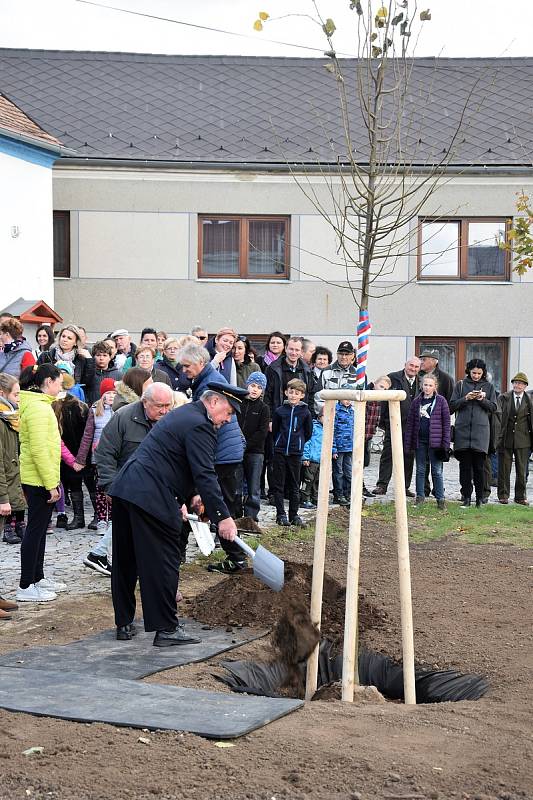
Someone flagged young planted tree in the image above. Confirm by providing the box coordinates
[501,193,533,275]
[255,2,478,386]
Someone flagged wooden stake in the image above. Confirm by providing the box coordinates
[388,400,416,705]
[341,400,366,701]
[305,398,335,700]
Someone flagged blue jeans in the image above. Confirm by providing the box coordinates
[415,441,444,500]
[238,453,264,521]
[333,452,352,498]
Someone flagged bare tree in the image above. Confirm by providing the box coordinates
[256,2,481,385]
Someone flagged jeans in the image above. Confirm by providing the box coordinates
[333,452,352,498]
[415,442,444,501]
[237,453,264,521]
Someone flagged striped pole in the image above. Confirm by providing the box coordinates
[356,309,371,389]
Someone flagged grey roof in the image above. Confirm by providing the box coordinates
[0,49,532,167]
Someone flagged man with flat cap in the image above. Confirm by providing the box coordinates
[496,372,533,506]
[418,349,454,406]
[108,382,248,647]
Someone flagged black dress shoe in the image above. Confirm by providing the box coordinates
[153,628,202,647]
[362,486,373,498]
[116,623,137,641]
[405,489,415,498]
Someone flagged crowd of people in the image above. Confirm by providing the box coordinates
[0,314,532,638]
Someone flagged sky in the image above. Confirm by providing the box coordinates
[0,0,532,59]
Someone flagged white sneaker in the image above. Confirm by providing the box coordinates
[16,584,57,602]
[36,577,67,593]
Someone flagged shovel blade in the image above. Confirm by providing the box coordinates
[253,545,284,592]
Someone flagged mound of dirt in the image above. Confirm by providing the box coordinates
[184,561,387,644]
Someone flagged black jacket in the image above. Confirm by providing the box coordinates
[380,369,419,429]
[272,401,313,456]
[264,356,313,414]
[109,401,230,529]
[156,357,191,393]
[38,346,95,394]
[238,396,270,454]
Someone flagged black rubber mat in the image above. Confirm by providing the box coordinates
[0,667,303,738]
[0,619,267,679]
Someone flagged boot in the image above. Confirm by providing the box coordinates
[2,522,21,544]
[55,513,68,529]
[15,520,26,540]
[87,492,98,530]
[66,491,85,530]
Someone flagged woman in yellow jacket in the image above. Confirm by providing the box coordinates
[16,364,63,602]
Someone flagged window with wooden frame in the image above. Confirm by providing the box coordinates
[53,211,71,278]
[415,337,508,394]
[417,218,510,281]
[198,215,290,279]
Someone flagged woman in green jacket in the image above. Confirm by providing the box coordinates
[16,364,63,603]
[0,373,25,619]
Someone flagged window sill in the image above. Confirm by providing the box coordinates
[196,278,291,283]
[53,276,71,280]
[416,279,512,285]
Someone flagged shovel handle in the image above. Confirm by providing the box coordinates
[234,535,255,560]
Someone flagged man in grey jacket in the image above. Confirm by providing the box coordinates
[83,383,173,575]
[314,341,358,416]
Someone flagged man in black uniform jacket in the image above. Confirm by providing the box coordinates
[109,384,248,647]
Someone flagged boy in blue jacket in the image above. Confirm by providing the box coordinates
[300,410,337,508]
[271,378,313,527]
[333,399,354,506]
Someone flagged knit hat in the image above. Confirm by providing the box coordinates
[100,378,117,396]
[246,371,267,391]
[511,372,528,385]
[55,360,74,376]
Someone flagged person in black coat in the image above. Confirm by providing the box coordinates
[38,325,95,397]
[372,357,422,497]
[108,386,245,647]
[418,350,454,406]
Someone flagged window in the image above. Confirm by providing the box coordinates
[198,216,289,279]
[415,337,508,393]
[53,211,70,278]
[418,218,509,281]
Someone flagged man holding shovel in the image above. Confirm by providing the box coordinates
[108,384,248,647]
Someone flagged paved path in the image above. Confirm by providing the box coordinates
[1,454,531,600]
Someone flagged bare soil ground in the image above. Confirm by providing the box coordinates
[0,513,532,800]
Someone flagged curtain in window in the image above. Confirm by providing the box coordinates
[248,220,286,275]
[202,219,239,274]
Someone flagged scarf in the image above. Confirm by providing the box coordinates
[55,345,76,363]
[2,338,24,354]
[0,396,20,433]
[263,350,278,367]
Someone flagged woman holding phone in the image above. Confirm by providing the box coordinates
[450,358,497,508]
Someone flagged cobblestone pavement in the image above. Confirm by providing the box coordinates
[1,454,531,601]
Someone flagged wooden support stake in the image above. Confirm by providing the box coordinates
[388,400,416,705]
[341,400,367,701]
[305,398,335,700]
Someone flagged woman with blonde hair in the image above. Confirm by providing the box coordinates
[208,327,237,384]
[157,337,192,392]
[38,324,95,398]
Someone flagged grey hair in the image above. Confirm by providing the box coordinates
[178,342,210,365]
[141,382,173,402]
[200,389,226,404]
[191,325,206,336]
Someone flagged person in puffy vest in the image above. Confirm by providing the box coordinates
[0,318,35,378]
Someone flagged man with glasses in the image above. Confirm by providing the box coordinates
[191,326,209,344]
[314,341,358,416]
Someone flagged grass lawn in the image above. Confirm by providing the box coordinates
[363,500,533,547]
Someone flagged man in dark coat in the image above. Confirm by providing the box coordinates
[264,337,313,414]
[496,372,533,505]
[372,357,421,497]
[418,349,454,406]
[108,385,247,647]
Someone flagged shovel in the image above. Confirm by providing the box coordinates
[187,514,215,556]
[234,535,284,592]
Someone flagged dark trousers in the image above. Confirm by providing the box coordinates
[300,461,320,503]
[376,430,415,491]
[498,447,530,501]
[457,450,485,501]
[60,463,97,495]
[271,452,302,519]
[215,463,247,563]
[235,453,264,521]
[111,497,183,632]
[20,484,54,589]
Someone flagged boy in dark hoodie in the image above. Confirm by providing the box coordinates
[236,371,270,520]
[87,341,122,404]
[271,378,313,527]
